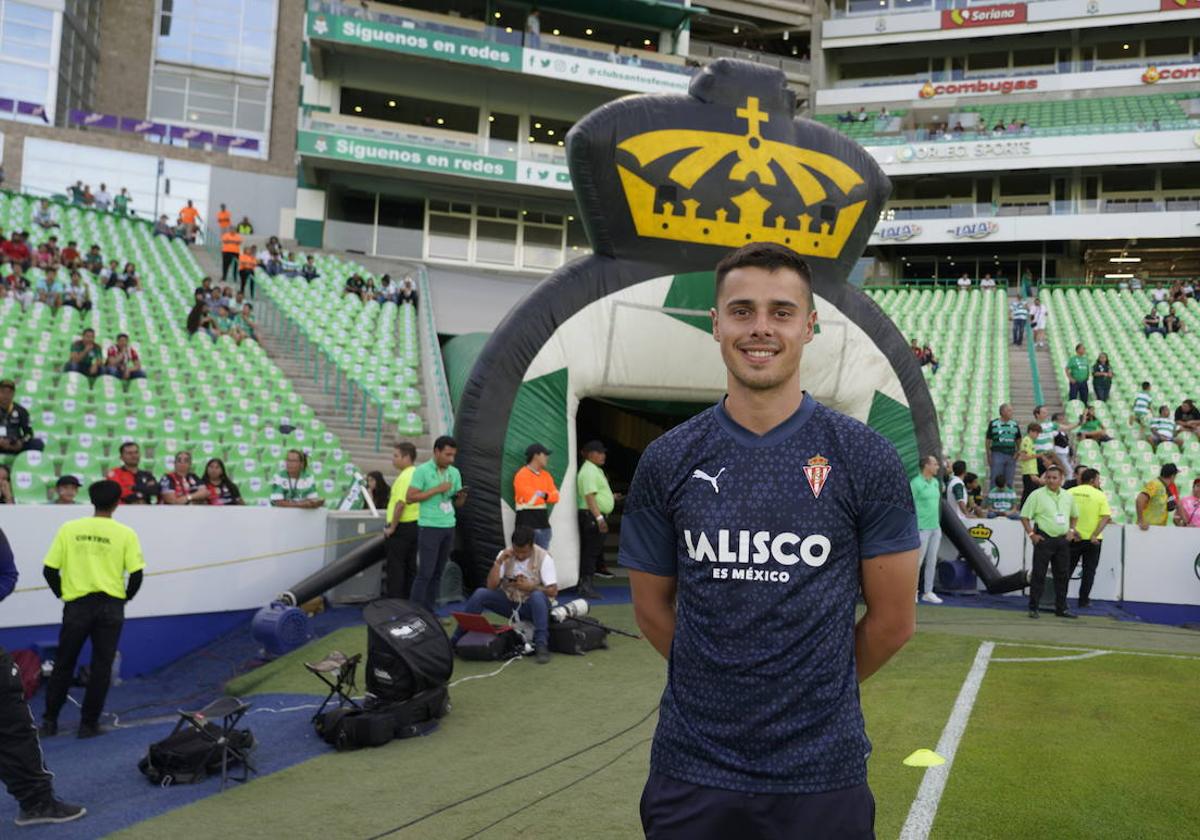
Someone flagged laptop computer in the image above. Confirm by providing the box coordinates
[451,612,513,635]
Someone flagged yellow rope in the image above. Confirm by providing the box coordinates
[11,531,380,594]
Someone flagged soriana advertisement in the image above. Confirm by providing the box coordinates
[1160,0,1200,10]
[940,3,1027,28]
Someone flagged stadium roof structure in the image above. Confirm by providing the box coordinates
[535,0,707,29]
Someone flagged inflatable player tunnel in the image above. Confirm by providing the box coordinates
[453,59,1026,595]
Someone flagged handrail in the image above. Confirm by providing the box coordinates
[1027,331,1044,408]
[415,264,455,439]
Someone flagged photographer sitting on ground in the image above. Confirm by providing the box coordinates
[450,526,558,664]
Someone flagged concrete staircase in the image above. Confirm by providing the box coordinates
[1008,328,1064,425]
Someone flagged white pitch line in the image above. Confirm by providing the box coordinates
[898,640,994,840]
[991,641,1200,661]
[991,651,1111,663]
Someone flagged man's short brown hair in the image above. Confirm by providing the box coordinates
[714,242,815,309]
[394,441,417,461]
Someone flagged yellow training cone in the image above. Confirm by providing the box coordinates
[903,749,946,767]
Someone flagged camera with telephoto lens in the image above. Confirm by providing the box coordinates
[550,598,589,623]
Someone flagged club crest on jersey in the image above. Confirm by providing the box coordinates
[803,455,831,499]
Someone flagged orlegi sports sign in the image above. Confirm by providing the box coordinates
[941,3,1027,29]
[896,140,1032,162]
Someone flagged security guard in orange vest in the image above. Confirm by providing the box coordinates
[220,227,242,283]
[216,203,232,230]
[238,245,258,299]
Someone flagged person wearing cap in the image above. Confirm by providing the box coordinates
[1136,462,1178,530]
[41,480,146,739]
[0,379,45,454]
[578,440,617,595]
[52,475,81,504]
[513,443,559,551]
[1019,464,1079,619]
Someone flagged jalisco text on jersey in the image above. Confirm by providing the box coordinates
[684,530,832,568]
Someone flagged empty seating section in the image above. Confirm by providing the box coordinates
[260,257,424,436]
[816,92,1196,142]
[1045,289,1200,522]
[0,191,355,505]
[868,288,1009,478]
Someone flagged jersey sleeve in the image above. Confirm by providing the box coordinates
[854,437,920,559]
[618,442,677,577]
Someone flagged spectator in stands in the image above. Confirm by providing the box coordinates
[81,186,94,207]
[1147,405,1179,450]
[112,188,131,216]
[524,8,540,47]
[878,106,889,120]
[260,246,279,277]
[1,230,30,270]
[1136,462,1178,529]
[234,303,256,341]
[1078,406,1112,443]
[280,251,300,277]
[177,200,200,243]
[451,525,555,664]
[1169,281,1186,305]
[986,404,1020,490]
[1020,463,1078,619]
[67,181,83,204]
[0,380,43,455]
[119,262,140,294]
[52,475,80,505]
[964,472,985,516]
[1065,342,1090,403]
[94,183,111,211]
[99,259,120,287]
[1091,353,1113,402]
[203,458,243,505]
[1183,279,1195,299]
[992,121,1005,134]
[159,451,207,505]
[0,465,11,504]
[212,304,236,340]
[235,216,254,235]
[106,442,159,504]
[1031,296,1048,348]
[945,460,977,524]
[1020,267,1034,297]
[1163,307,1185,334]
[238,245,257,298]
[1067,468,1109,609]
[838,111,854,123]
[34,237,58,269]
[1130,381,1153,426]
[399,274,418,307]
[33,199,58,229]
[360,471,388,513]
[102,333,146,381]
[910,454,943,605]
[1050,413,1076,475]
[301,255,320,282]
[4,264,33,309]
[83,244,102,273]
[153,215,174,240]
[1150,284,1169,305]
[980,273,996,290]
[956,272,971,291]
[1010,296,1029,345]
[216,203,231,231]
[1173,477,1200,527]
[65,328,103,377]
[986,475,1021,520]
[61,271,91,313]
[1174,398,1200,438]
[343,272,368,302]
[919,342,938,374]
[855,106,868,122]
[270,449,323,509]
[408,436,467,613]
[60,240,80,269]
[186,291,215,339]
[35,266,64,310]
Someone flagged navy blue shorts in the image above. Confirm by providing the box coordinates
[640,771,875,840]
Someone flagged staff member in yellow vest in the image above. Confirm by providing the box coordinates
[1067,468,1111,610]
[219,226,242,284]
[576,439,616,599]
[40,480,145,738]
[450,526,557,664]
[383,442,420,599]
[1019,464,1078,620]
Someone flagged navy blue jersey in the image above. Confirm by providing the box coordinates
[620,395,919,794]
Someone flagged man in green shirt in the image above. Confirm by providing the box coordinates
[1067,468,1111,609]
[985,403,1020,491]
[986,475,1020,520]
[1130,381,1153,426]
[577,439,617,597]
[1019,464,1079,619]
[407,435,467,612]
[41,480,146,738]
[909,454,943,604]
[1065,343,1090,403]
[384,442,420,599]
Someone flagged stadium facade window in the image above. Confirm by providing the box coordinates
[149,69,269,132]
[0,0,57,112]
[155,0,277,77]
[338,88,480,135]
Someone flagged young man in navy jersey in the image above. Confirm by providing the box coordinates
[621,242,920,839]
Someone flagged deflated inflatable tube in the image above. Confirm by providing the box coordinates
[279,535,387,606]
[939,500,1027,594]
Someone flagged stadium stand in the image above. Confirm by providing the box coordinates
[868,287,1009,479]
[0,190,358,505]
[1045,288,1200,521]
[258,256,425,439]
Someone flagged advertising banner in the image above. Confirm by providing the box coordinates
[1160,0,1200,10]
[522,48,692,94]
[941,3,1028,28]
[307,11,521,71]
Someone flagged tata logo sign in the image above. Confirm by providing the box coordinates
[875,223,922,241]
[948,221,1000,239]
[897,141,1031,162]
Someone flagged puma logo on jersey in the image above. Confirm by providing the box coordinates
[691,468,726,494]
